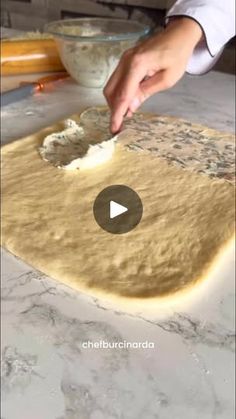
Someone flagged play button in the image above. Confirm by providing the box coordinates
[110,201,128,219]
[93,185,143,234]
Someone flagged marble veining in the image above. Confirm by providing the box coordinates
[1,236,235,419]
[1,248,235,419]
[140,313,235,352]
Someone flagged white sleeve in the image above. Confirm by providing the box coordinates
[166,0,236,75]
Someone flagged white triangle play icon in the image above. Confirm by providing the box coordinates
[110,200,128,219]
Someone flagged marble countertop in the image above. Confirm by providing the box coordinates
[1,66,235,419]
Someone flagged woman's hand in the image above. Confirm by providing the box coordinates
[104,17,203,133]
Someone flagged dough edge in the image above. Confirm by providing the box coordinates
[3,235,235,312]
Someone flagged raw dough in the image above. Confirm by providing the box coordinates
[1,111,235,303]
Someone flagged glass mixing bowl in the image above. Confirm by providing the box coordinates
[45,18,151,88]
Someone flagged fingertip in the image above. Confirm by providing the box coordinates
[111,113,123,134]
[110,121,119,134]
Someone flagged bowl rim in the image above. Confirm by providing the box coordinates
[44,17,151,42]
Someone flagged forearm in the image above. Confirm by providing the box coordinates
[163,17,203,56]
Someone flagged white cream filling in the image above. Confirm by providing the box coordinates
[39,119,117,170]
[63,137,116,170]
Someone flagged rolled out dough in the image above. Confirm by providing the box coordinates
[2,110,235,303]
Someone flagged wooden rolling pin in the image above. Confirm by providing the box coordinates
[1,39,65,75]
